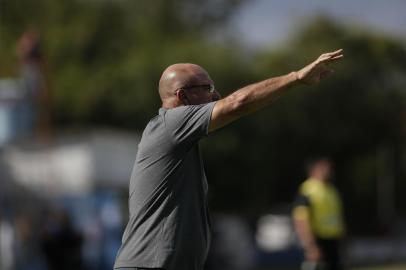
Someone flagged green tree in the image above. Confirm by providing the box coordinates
[0,0,248,128]
[204,17,406,234]
[1,1,405,234]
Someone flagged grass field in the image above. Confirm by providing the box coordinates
[257,264,406,270]
[352,265,406,270]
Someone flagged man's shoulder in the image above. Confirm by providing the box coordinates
[300,179,321,196]
[145,113,163,128]
[140,114,166,140]
[161,103,216,116]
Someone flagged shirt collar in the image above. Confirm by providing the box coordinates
[159,107,167,115]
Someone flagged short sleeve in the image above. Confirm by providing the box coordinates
[294,194,311,208]
[163,102,216,145]
[292,194,311,220]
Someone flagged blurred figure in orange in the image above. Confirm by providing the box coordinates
[16,29,51,141]
[293,158,345,270]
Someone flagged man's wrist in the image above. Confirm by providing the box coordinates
[290,71,300,85]
[302,240,317,249]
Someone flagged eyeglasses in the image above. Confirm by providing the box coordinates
[175,84,215,95]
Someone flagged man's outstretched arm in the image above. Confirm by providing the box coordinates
[209,49,344,132]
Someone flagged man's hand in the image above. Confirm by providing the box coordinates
[297,49,344,85]
[305,243,323,262]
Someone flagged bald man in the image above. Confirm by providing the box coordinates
[114,50,344,270]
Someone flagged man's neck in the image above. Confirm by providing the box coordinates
[162,99,183,109]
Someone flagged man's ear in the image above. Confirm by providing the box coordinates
[176,89,189,105]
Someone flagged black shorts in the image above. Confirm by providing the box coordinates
[316,238,343,270]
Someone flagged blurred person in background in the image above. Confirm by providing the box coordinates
[292,158,345,270]
[0,212,15,270]
[114,49,343,270]
[40,209,84,270]
[16,29,51,141]
[14,215,46,270]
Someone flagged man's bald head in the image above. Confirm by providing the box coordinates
[159,63,214,107]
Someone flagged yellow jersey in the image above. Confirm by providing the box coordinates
[293,178,345,239]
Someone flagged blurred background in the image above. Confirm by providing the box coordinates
[0,0,405,269]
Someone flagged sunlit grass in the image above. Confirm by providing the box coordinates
[352,265,406,270]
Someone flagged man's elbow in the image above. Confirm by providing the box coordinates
[209,93,250,132]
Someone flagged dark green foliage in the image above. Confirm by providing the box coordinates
[1,1,405,234]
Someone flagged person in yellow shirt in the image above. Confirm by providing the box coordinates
[292,158,345,270]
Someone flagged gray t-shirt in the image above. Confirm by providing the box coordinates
[114,102,216,270]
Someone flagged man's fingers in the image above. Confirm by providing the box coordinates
[328,54,344,62]
[331,54,344,60]
[319,49,344,61]
[319,54,344,64]
[328,49,343,56]
[323,49,343,58]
